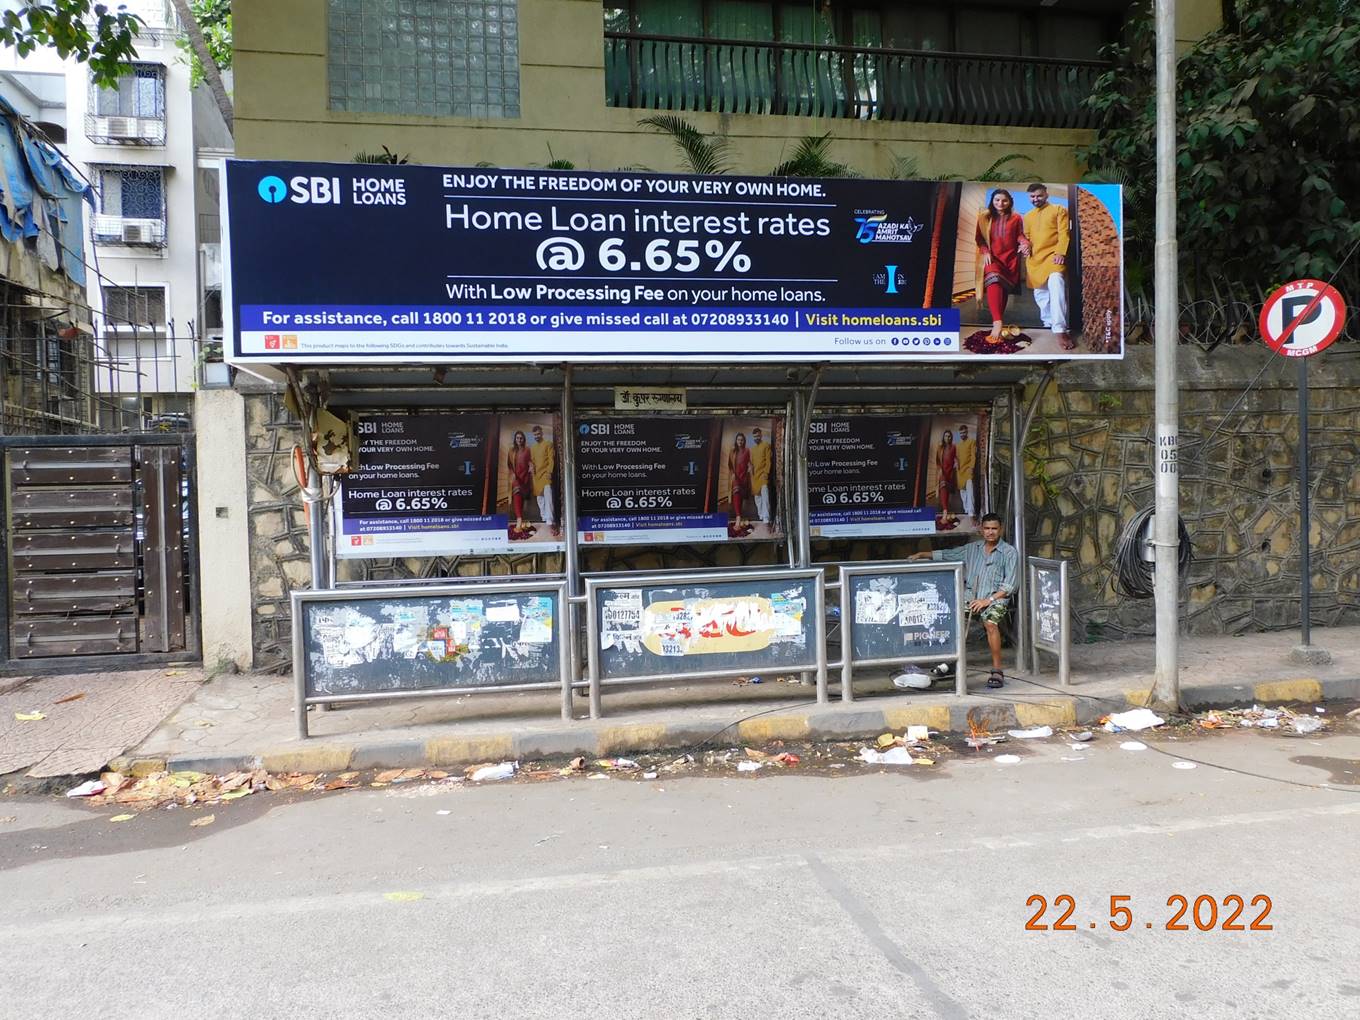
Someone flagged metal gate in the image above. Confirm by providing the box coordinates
[0,435,198,667]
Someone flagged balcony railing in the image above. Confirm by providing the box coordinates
[605,32,1108,130]
[92,214,168,248]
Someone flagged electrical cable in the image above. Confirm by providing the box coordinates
[1111,504,1192,599]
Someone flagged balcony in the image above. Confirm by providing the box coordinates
[92,214,168,248]
[84,113,167,145]
[604,32,1108,130]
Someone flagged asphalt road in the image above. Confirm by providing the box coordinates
[3,723,1359,1019]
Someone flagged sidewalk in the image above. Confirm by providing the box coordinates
[105,625,1360,776]
[4,629,1356,782]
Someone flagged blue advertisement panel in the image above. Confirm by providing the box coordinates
[224,161,1124,364]
[576,415,785,546]
[336,412,563,558]
[808,411,988,539]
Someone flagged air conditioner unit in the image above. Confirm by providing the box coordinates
[120,219,163,245]
[104,117,138,138]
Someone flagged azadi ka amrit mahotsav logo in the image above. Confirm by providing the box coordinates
[257,176,288,203]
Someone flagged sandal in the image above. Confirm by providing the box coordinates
[987,670,1005,689]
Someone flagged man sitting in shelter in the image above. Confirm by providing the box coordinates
[911,512,1017,688]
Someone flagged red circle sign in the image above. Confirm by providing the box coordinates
[1258,279,1348,358]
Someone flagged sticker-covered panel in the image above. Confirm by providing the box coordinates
[300,590,562,697]
[594,577,817,680]
[847,569,959,662]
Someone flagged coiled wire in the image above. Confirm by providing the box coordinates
[1112,505,1193,599]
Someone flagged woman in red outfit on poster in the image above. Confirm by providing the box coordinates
[936,429,958,525]
[507,429,533,535]
[728,432,751,532]
[976,188,1031,342]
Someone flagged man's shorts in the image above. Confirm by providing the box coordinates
[976,600,1009,626]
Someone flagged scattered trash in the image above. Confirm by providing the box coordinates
[219,789,250,801]
[383,891,424,902]
[53,692,85,704]
[1060,756,1086,762]
[1172,761,1197,770]
[913,758,934,766]
[595,757,639,770]
[994,754,1022,765]
[65,780,105,798]
[0,816,16,824]
[966,735,1006,749]
[1071,731,1094,743]
[891,668,932,690]
[857,746,915,765]
[1348,707,1360,719]
[643,772,658,780]
[109,814,135,822]
[749,676,763,684]
[771,753,800,766]
[189,814,215,827]
[906,725,931,742]
[469,762,517,782]
[1197,704,1329,732]
[534,833,560,846]
[1007,726,1053,740]
[875,733,898,749]
[436,810,452,816]
[14,711,45,722]
[1315,707,1325,714]
[736,761,763,772]
[1105,709,1165,732]
[1120,741,1148,751]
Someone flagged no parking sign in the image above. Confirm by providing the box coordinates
[1258,279,1348,357]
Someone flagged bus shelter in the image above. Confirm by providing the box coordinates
[222,161,1124,735]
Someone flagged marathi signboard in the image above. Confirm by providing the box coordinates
[224,161,1124,364]
[577,415,785,545]
[336,412,563,557]
[590,573,819,681]
[808,411,988,538]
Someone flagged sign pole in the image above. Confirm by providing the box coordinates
[1298,358,1311,646]
[1150,0,1180,712]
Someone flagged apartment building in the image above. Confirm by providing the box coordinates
[0,0,232,430]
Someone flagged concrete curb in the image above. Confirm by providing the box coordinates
[101,675,1359,777]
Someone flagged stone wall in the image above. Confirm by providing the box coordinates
[1002,346,1360,640]
[242,347,1360,664]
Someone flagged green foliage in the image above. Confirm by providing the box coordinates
[638,115,732,175]
[1081,0,1360,297]
[0,1,142,86]
[770,133,858,178]
[354,146,410,164]
[176,0,231,89]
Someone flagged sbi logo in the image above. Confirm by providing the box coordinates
[581,423,609,436]
[257,176,287,203]
[257,175,343,205]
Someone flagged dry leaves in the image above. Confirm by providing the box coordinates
[53,692,86,704]
[189,814,215,828]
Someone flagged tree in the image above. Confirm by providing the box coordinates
[1081,0,1360,299]
[169,0,232,132]
[0,1,142,86]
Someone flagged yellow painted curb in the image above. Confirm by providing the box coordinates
[597,723,669,755]
[1253,679,1323,704]
[128,758,167,778]
[262,745,354,774]
[1014,701,1077,728]
[737,715,812,743]
[1123,688,1152,708]
[883,705,951,732]
[424,735,515,767]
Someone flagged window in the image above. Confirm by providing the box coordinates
[95,167,165,219]
[327,0,521,119]
[102,285,167,334]
[93,64,166,119]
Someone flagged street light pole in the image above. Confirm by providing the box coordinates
[1151,0,1180,710]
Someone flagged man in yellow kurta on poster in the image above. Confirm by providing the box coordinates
[1023,184,1074,350]
[955,422,977,520]
[750,425,773,524]
[530,424,556,532]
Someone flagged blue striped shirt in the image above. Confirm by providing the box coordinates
[932,539,1019,604]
